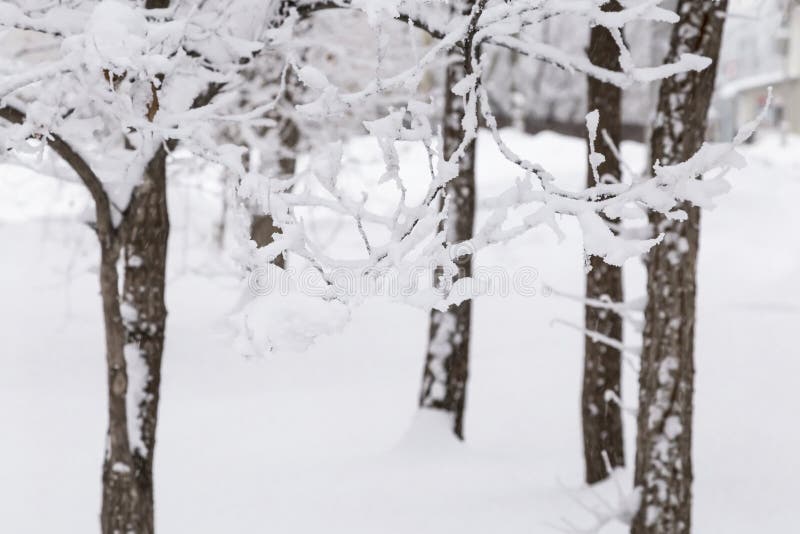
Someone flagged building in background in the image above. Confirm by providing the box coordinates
[716,0,800,139]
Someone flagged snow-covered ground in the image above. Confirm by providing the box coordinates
[1,130,797,533]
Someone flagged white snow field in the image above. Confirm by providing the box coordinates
[1,130,797,533]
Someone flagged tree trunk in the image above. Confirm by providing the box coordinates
[632,2,727,532]
[101,8,173,534]
[99,147,170,534]
[418,1,477,440]
[102,3,176,532]
[250,115,300,269]
[582,0,625,485]
[99,245,143,534]
[117,148,170,534]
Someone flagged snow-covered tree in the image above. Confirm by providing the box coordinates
[0,1,286,530]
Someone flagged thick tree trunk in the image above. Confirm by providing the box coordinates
[582,0,625,485]
[250,115,300,269]
[99,148,171,534]
[99,147,170,534]
[102,3,176,532]
[418,2,477,440]
[118,148,170,534]
[632,2,727,533]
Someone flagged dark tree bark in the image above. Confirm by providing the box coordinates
[632,2,728,533]
[100,149,168,534]
[418,0,480,440]
[114,148,170,534]
[582,0,625,485]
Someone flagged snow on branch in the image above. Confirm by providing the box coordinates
[0,0,769,352]
[243,2,757,273]
[0,0,287,222]
[224,2,769,350]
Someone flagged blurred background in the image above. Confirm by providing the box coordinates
[0,1,797,533]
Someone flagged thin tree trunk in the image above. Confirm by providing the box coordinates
[250,116,299,269]
[215,173,230,249]
[100,245,142,534]
[632,2,727,532]
[582,0,625,485]
[418,0,477,440]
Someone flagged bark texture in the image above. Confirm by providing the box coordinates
[418,0,479,440]
[632,2,728,533]
[122,148,170,533]
[99,147,170,534]
[582,0,625,485]
[99,245,141,534]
